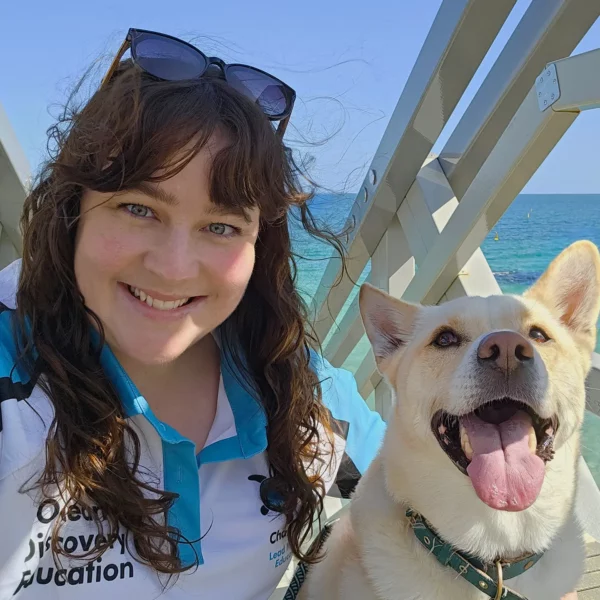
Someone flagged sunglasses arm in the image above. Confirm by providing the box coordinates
[276,116,290,138]
[101,38,132,88]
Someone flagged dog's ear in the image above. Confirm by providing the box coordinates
[359,283,420,372]
[525,241,600,352]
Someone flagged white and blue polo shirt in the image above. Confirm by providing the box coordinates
[0,259,386,599]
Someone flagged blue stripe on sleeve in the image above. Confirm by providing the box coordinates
[310,351,386,475]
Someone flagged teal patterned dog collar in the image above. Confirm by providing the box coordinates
[406,508,543,600]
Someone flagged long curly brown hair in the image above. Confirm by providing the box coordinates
[15,60,345,574]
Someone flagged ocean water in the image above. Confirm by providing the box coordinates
[291,193,600,482]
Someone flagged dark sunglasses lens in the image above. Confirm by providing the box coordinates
[226,66,289,118]
[134,35,207,81]
[259,479,286,513]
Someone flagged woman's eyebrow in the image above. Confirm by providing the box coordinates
[204,202,252,224]
[133,182,252,223]
[134,182,178,206]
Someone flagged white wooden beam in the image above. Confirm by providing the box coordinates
[401,50,600,307]
[586,354,600,417]
[311,0,518,344]
[0,102,30,257]
[439,0,599,198]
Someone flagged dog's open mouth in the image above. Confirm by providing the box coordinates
[431,399,559,512]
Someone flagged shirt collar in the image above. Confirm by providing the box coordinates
[99,337,268,460]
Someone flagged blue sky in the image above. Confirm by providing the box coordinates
[1,0,599,193]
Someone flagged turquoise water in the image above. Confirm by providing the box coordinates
[291,193,600,482]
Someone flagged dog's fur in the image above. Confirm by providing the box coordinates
[302,241,600,600]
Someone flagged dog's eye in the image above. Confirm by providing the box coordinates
[433,330,460,347]
[529,327,550,343]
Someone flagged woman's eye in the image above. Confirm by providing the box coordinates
[207,223,236,236]
[123,204,155,219]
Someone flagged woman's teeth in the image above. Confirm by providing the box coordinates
[128,286,190,310]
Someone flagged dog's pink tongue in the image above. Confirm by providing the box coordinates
[462,410,544,511]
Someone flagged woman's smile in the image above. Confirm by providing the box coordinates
[118,282,207,321]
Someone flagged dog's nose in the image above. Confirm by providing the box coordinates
[477,331,533,372]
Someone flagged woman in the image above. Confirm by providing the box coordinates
[0,29,384,599]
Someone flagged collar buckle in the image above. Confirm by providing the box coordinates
[494,560,504,600]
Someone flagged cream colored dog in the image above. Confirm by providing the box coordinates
[302,241,600,600]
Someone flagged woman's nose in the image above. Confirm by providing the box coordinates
[143,229,200,282]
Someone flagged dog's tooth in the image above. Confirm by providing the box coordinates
[463,437,473,461]
[529,427,537,453]
[545,427,554,436]
[459,423,474,461]
[438,425,447,435]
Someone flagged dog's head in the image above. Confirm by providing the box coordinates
[359,241,600,514]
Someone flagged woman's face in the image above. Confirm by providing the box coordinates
[74,136,260,366]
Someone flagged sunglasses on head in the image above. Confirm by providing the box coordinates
[102,28,296,137]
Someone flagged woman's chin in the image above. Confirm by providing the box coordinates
[109,333,203,368]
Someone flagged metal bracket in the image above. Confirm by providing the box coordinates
[536,63,560,111]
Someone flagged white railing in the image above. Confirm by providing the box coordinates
[0,102,28,265]
[310,0,600,423]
